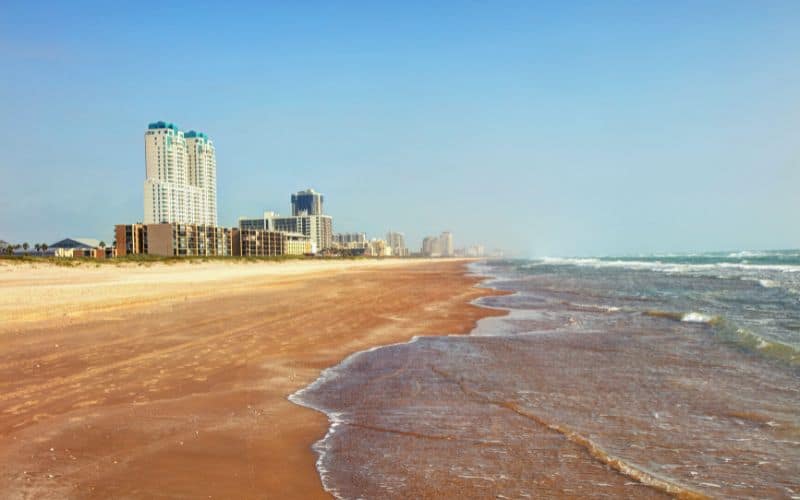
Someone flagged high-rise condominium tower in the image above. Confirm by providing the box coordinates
[440,231,454,257]
[386,231,409,256]
[144,121,217,226]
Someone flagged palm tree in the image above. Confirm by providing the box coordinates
[99,241,106,248]
[34,244,41,253]
[41,243,48,253]
[22,242,29,252]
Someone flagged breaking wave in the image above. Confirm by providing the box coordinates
[644,309,799,367]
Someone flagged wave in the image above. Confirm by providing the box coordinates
[529,257,800,301]
[727,250,767,258]
[757,279,779,288]
[532,257,800,275]
[643,310,800,368]
[717,323,800,368]
[288,336,427,500]
[681,312,719,324]
[737,276,782,289]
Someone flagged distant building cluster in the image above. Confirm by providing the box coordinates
[4,121,477,260]
[114,122,415,259]
[460,245,486,258]
[112,122,339,258]
[328,231,410,257]
[421,231,454,257]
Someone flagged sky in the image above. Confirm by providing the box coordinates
[1,1,798,257]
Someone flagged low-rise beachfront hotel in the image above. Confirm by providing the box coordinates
[239,211,333,253]
[235,228,312,256]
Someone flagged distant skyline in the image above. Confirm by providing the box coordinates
[1,1,799,256]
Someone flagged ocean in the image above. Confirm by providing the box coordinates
[291,251,800,499]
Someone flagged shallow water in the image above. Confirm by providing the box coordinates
[292,255,800,499]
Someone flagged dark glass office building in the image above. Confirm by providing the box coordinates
[291,188,324,216]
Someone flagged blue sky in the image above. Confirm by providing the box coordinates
[1,1,798,256]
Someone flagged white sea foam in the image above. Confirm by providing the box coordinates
[681,312,716,324]
[534,257,800,274]
[758,279,779,288]
[727,250,766,258]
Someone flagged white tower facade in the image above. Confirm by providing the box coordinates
[185,131,217,226]
[144,122,217,226]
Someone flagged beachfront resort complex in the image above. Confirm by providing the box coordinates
[2,121,487,259]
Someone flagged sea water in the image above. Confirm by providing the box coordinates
[291,251,800,499]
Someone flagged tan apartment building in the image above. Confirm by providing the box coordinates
[233,229,312,257]
[239,211,331,253]
[115,223,233,257]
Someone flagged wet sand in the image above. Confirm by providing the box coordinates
[295,262,799,499]
[0,259,503,498]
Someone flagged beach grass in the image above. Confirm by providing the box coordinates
[0,253,377,267]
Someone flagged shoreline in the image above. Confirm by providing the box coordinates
[308,259,795,499]
[286,262,715,499]
[286,260,510,499]
[0,258,506,498]
[287,261,504,497]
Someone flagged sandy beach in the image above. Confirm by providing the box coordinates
[0,258,503,498]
